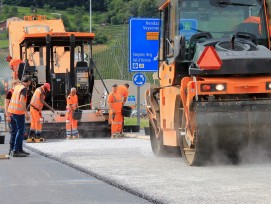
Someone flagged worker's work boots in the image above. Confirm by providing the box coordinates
[27,137,35,143]
[20,149,30,156]
[34,137,46,143]
[111,133,121,139]
[27,131,36,143]
[11,150,27,157]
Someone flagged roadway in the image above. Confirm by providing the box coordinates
[24,135,271,204]
[0,134,150,204]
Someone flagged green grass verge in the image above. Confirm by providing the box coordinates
[124,117,149,128]
[0,40,9,49]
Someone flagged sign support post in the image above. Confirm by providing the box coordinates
[132,73,146,126]
[137,86,140,125]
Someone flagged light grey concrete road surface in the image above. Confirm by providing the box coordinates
[0,135,150,204]
[25,137,271,204]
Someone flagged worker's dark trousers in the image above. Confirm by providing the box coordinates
[10,114,25,151]
[9,117,17,151]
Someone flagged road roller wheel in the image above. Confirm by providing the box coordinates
[180,131,211,166]
[149,121,168,156]
[149,121,181,157]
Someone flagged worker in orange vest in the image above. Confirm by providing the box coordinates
[27,83,55,143]
[117,83,129,105]
[108,84,123,138]
[66,87,79,139]
[8,76,31,157]
[108,83,129,126]
[5,79,20,155]
[6,55,24,80]
[117,83,129,135]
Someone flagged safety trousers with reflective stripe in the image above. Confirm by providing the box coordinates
[66,110,78,137]
[30,107,42,135]
[111,112,123,134]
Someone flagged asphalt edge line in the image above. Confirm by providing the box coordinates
[24,144,164,204]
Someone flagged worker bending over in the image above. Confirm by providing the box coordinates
[108,84,123,138]
[117,83,129,105]
[27,83,55,143]
[6,55,23,80]
[5,80,19,155]
[8,76,31,157]
[108,83,129,126]
[66,88,79,139]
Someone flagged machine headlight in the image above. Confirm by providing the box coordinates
[215,84,225,91]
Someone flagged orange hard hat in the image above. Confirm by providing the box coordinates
[44,83,51,91]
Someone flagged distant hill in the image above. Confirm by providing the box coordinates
[2,0,159,25]
[0,0,159,48]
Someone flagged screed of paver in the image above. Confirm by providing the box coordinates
[25,139,271,204]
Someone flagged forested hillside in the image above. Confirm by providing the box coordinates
[2,0,159,25]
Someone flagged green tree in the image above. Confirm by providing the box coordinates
[73,6,85,31]
[9,6,18,17]
[61,14,72,31]
[106,0,130,24]
[2,5,10,17]
[93,34,108,45]
[43,4,50,12]
[66,7,75,14]
[127,0,141,17]
[138,0,159,18]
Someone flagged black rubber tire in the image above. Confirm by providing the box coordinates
[180,131,211,166]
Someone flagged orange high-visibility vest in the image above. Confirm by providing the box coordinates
[30,86,45,111]
[66,94,78,110]
[108,92,123,113]
[8,84,27,115]
[117,85,129,98]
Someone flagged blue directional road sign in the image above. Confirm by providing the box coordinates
[129,18,160,72]
[133,73,146,87]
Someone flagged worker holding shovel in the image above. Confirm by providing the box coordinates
[66,88,79,139]
[27,83,55,143]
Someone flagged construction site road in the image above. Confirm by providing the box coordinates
[0,134,150,204]
[24,136,271,204]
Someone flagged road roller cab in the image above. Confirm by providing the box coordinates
[146,0,271,165]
